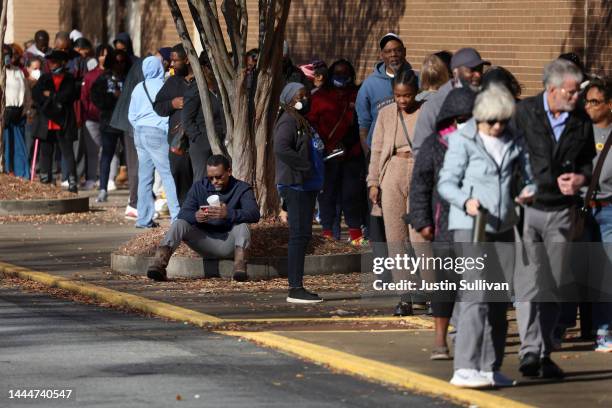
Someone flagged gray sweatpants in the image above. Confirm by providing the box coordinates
[515,206,571,358]
[161,219,250,259]
[453,229,513,372]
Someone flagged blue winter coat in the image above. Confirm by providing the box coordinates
[437,119,535,233]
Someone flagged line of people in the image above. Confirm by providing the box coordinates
[269,32,612,388]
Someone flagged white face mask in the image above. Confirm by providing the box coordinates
[294,101,303,111]
[456,122,468,130]
[30,69,41,80]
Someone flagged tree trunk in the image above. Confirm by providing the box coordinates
[166,0,224,155]
[0,0,9,173]
[166,0,291,216]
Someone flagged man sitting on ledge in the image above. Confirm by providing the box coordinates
[147,154,261,282]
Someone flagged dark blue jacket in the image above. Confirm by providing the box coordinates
[178,176,260,232]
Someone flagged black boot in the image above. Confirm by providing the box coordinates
[68,176,78,193]
[40,173,53,184]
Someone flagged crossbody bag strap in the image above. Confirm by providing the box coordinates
[142,81,155,107]
[327,103,349,142]
[398,110,413,149]
[584,130,612,208]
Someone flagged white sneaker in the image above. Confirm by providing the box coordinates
[61,180,69,188]
[125,205,138,220]
[450,369,492,389]
[480,371,517,387]
[107,180,117,191]
[95,189,108,203]
[83,180,97,191]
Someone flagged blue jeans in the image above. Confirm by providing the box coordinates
[133,126,180,226]
[593,205,612,331]
[3,120,30,179]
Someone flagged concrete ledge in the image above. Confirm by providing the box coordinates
[111,251,363,280]
[0,196,89,215]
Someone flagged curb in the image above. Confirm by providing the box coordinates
[0,196,89,215]
[111,251,363,280]
[0,261,432,329]
[221,331,535,408]
[0,261,222,325]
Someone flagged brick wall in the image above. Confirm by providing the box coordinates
[286,0,612,96]
[12,0,61,49]
[9,1,611,96]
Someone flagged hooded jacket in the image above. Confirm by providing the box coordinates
[114,33,138,64]
[128,57,168,130]
[178,176,261,233]
[356,61,412,146]
[437,118,535,233]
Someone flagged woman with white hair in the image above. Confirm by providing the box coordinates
[438,84,536,388]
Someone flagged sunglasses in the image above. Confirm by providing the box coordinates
[486,119,509,126]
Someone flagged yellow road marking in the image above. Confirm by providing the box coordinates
[221,331,535,408]
[0,261,223,324]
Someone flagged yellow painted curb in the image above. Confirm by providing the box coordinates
[0,260,434,329]
[223,315,434,328]
[221,331,535,408]
[0,261,223,324]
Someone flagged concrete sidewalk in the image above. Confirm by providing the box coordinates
[1,193,611,407]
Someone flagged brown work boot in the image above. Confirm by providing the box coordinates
[115,165,128,185]
[147,245,173,281]
[232,246,248,282]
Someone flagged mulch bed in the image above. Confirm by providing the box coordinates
[0,205,129,225]
[0,174,76,200]
[117,218,361,258]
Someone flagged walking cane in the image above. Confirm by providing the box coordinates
[30,138,39,182]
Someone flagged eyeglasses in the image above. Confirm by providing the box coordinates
[486,119,509,126]
[585,99,606,107]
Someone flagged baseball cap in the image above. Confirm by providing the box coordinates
[450,48,490,70]
[380,33,403,50]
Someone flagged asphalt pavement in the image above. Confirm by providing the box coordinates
[0,287,457,408]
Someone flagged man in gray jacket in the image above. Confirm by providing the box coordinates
[412,47,490,156]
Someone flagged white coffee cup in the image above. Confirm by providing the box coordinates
[207,195,221,207]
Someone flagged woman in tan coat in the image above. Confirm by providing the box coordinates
[367,69,421,316]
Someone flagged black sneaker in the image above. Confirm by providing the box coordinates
[136,221,159,229]
[519,352,540,377]
[540,357,565,379]
[287,287,323,304]
[393,301,413,316]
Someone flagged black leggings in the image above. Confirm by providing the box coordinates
[39,130,75,181]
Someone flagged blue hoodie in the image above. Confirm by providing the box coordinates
[356,61,400,146]
[128,56,168,131]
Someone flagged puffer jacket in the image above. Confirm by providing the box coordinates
[437,118,535,233]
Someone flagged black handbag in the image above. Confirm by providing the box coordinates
[143,81,189,156]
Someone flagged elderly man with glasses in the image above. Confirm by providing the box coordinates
[513,58,595,379]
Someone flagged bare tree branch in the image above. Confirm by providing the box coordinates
[222,0,245,71]
[165,0,224,155]
[188,0,235,141]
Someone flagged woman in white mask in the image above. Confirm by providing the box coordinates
[3,44,31,179]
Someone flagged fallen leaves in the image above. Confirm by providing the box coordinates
[0,174,76,200]
[116,218,362,258]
